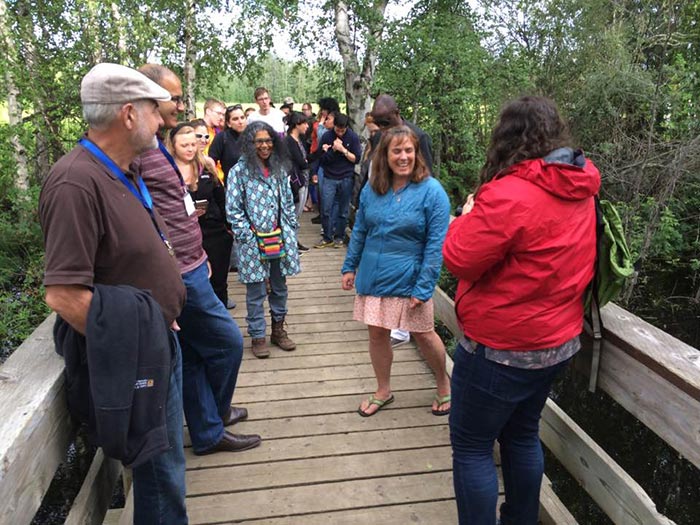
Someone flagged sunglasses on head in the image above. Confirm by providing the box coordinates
[195,133,210,141]
[227,104,243,111]
[373,117,392,128]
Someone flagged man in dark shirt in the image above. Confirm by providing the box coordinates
[315,113,362,248]
[40,63,188,525]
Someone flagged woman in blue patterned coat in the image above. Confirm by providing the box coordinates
[226,121,300,358]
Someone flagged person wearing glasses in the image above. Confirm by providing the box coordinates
[203,98,226,144]
[188,118,218,176]
[136,64,260,457]
[209,104,247,184]
[226,121,300,358]
[247,87,286,135]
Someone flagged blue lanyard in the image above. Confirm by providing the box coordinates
[79,138,175,256]
[158,139,186,187]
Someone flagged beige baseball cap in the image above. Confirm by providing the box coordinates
[80,63,171,104]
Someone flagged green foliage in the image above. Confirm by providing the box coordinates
[0,186,49,363]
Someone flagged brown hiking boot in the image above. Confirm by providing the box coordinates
[251,337,270,359]
[270,318,296,351]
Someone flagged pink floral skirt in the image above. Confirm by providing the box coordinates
[353,295,435,333]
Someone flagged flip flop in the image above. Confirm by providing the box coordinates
[357,394,395,417]
[432,394,451,416]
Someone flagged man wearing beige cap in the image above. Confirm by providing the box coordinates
[39,63,188,524]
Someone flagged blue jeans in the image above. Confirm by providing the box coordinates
[132,333,187,524]
[449,343,571,525]
[320,176,353,242]
[178,261,243,453]
[245,259,287,338]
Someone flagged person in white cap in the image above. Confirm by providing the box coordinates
[39,63,189,524]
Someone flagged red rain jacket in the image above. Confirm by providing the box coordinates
[443,153,601,350]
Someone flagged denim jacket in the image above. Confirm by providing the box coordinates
[342,176,449,301]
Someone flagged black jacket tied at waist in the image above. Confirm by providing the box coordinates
[53,284,175,468]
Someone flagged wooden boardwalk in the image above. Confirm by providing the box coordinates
[181,217,459,524]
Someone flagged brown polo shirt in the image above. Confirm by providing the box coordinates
[40,143,185,324]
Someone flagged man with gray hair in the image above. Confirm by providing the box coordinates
[39,63,188,524]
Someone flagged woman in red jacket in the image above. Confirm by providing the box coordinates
[442,96,600,525]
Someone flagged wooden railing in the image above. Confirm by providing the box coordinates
[434,287,698,525]
[1,291,698,524]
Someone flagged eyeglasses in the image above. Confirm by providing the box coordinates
[212,109,225,116]
[170,95,184,106]
[254,138,274,145]
[256,96,270,102]
[227,104,243,111]
[195,133,210,141]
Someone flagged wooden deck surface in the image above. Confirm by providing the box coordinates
[182,217,460,524]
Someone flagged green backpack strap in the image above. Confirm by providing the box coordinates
[586,196,635,392]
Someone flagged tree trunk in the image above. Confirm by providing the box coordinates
[183,1,197,119]
[0,0,30,191]
[334,0,388,133]
[111,2,128,62]
[84,0,103,64]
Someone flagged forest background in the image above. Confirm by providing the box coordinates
[0,0,699,522]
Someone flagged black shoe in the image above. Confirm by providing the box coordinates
[226,299,236,309]
[194,430,261,455]
[223,406,248,426]
[297,242,309,252]
[311,215,322,224]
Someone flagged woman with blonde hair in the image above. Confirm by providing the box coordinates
[341,125,451,417]
[168,123,235,309]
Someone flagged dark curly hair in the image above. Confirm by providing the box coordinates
[239,121,290,174]
[479,96,571,188]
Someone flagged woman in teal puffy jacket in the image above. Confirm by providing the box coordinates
[341,126,451,417]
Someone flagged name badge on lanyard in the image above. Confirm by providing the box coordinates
[158,140,196,216]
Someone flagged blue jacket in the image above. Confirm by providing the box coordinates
[342,177,450,301]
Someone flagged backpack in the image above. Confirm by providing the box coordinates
[585,196,635,391]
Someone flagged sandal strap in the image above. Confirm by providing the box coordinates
[368,394,392,407]
[434,394,451,405]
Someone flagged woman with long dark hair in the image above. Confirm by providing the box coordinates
[443,96,601,525]
[341,126,451,417]
[209,104,247,183]
[226,121,300,358]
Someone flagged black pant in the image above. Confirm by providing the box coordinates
[202,228,233,305]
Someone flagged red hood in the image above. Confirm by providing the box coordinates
[500,150,601,201]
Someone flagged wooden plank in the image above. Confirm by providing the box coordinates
[185,471,455,523]
[236,359,430,387]
[217,500,458,525]
[187,423,450,470]
[232,373,437,403]
[117,487,133,525]
[540,474,578,525]
[242,329,369,345]
[239,348,420,372]
[188,447,453,496]
[575,339,700,470]
[600,303,700,401]
[433,286,461,339]
[239,341,378,360]
[540,400,675,525]
[65,448,122,525]
[186,405,445,447]
[102,508,121,525]
[0,314,74,525]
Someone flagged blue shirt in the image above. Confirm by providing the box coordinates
[342,176,450,301]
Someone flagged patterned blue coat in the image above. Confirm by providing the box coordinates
[225,158,300,284]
